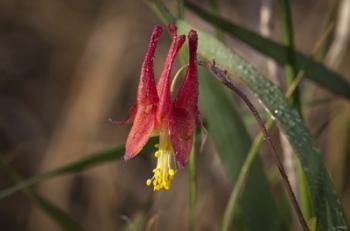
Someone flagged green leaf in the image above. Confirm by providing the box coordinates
[176,20,348,230]
[199,68,283,230]
[0,138,157,200]
[185,1,350,100]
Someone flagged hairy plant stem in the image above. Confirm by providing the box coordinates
[199,61,309,231]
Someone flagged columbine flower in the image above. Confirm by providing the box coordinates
[121,24,198,191]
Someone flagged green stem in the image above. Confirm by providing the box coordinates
[170,64,189,93]
[278,0,300,113]
[188,134,197,231]
[176,0,184,19]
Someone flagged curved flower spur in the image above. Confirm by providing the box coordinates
[115,24,199,191]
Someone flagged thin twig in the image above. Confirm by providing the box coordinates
[199,60,309,231]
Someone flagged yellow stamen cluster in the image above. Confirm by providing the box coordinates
[146,132,177,191]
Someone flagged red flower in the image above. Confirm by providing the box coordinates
[121,24,198,191]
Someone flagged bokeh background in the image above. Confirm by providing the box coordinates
[0,0,349,230]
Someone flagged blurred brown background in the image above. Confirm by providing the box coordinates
[0,0,349,230]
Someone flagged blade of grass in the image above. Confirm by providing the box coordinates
[184,1,350,100]
[0,137,157,200]
[0,159,84,230]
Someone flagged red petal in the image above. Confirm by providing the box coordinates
[169,107,195,166]
[170,30,199,166]
[124,26,162,159]
[125,104,157,160]
[174,30,198,118]
[137,25,162,106]
[157,24,185,128]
